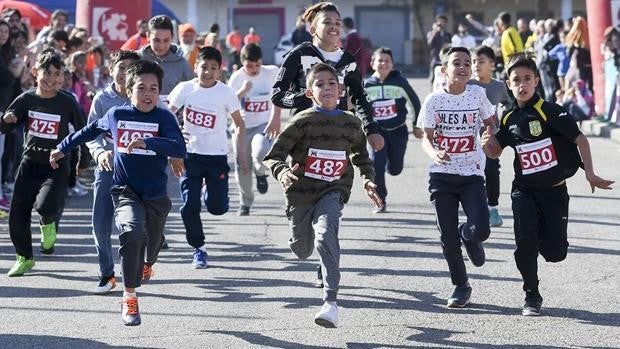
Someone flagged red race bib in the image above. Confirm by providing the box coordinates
[516,138,558,175]
[28,110,60,139]
[436,134,475,153]
[372,99,397,121]
[116,120,158,155]
[185,106,216,129]
[304,148,348,182]
[244,97,269,113]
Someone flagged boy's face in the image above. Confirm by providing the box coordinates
[371,53,393,76]
[442,51,471,85]
[127,73,159,113]
[34,65,61,96]
[473,53,494,80]
[111,59,135,91]
[310,11,342,47]
[195,58,220,88]
[506,66,540,103]
[149,28,172,57]
[305,70,341,109]
[242,59,261,77]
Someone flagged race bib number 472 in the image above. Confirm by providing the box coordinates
[437,134,475,153]
[304,148,348,182]
[116,120,158,155]
[28,110,60,139]
[516,137,558,175]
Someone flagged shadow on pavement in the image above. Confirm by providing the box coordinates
[0,334,148,348]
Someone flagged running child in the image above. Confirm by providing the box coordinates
[1,49,84,276]
[85,50,140,294]
[167,46,247,269]
[50,59,186,326]
[481,53,613,316]
[420,46,496,308]
[228,43,281,216]
[264,63,382,328]
[364,46,422,213]
[468,45,512,227]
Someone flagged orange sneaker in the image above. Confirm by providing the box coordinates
[121,296,141,326]
[142,265,153,283]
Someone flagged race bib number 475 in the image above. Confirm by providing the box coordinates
[116,120,158,155]
[28,110,60,139]
[304,148,348,182]
[516,137,558,175]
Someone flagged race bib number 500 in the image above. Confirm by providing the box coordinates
[516,137,558,175]
[304,148,348,182]
[116,120,158,155]
[28,110,60,139]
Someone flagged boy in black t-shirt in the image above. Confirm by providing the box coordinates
[0,49,85,276]
[482,53,614,316]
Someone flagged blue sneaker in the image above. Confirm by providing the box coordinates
[489,207,503,227]
[192,248,207,269]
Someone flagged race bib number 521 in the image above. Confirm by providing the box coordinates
[116,120,158,155]
[304,148,348,182]
[516,137,558,175]
[28,110,60,139]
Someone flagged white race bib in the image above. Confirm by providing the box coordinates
[516,138,558,175]
[28,110,60,139]
[304,148,348,182]
[116,120,158,155]
[372,99,397,121]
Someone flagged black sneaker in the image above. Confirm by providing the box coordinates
[238,205,250,216]
[447,284,472,308]
[522,290,543,316]
[459,223,485,267]
[256,175,268,194]
[315,265,324,288]
[160,236,169,250]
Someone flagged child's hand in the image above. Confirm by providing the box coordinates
[412,127,424,139]
[127,138,146,154]
[365,181,384,208]
[97,150,113,171]
[241,80,253,94]
[264,118,281,140]
[2,112,17,123]
[169,158,185,177]
[367,133,385,152]
[49,149,65,169]
[281,163,300,190]
[585,172,614,193]
[434,149,451,165]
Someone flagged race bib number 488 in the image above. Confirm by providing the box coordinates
[516,137,558,175]
[28,110,60,139]
[116,120,158,155]
[185,106,216,129]
[304,148,348,182]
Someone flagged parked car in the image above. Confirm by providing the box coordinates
[274,34,294,66]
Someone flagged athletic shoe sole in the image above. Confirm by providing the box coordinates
[314,318,337,328]
[522,308,541,316]
[447,300,469,308]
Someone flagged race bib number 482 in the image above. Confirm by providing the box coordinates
[516,137,558,175]
[28,110,60,139]
[116,120,158,155]
[304,148,348,182]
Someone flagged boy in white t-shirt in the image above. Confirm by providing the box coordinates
[168,47,247,268]
[228,43,281,216]
[420,46,496,308]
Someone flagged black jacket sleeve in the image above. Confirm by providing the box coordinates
[271,49,308,110]
[343,66,379,135]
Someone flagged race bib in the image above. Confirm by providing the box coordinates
[516,138,558,175]
[185,106,216,129]
[244,97,269,113]
[436,134,475,153]
[28,110,60,139]
[304,148,348,182]
[116,120,158,155]
[372,99,397,121]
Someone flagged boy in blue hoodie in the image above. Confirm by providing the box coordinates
[50,60,186,326]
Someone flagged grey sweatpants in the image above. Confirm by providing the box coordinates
[232,123,271,207]
[287,191,343,302]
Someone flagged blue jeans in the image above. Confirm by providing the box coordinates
[180,154,230,249]
[92,168,115,277]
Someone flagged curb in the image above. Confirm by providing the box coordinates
[580,120,620,143]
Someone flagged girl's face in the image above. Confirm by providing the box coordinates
[34,65,62,97]
[506,66,540,104]
[310,11,342,48]
[442,51,471,86]
[372,53,393,77]
[0,24,10,46]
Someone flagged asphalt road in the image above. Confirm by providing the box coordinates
[0,78,618,348]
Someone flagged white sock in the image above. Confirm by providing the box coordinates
[124,291,137,298]
[199,244,208,253]
[488,205,497,210]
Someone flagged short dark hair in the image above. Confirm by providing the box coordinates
[473,45,496,62]
[110,50,140,67]
[49,29,69,44]
[66,36,83,51]
[436,15,448,22]
[499,12,511,26]
[197,46,222,66]
[51,10,68,20]
[305,62,338,87]
[240,43,262,62]
[303,2,340,24]
[441,46,471,66]
[505,52,539,77]
[148,15,173,35]
[36,48,64,70]
[125,59,164,92]
[372,46,393,62]
[343,17,354,29]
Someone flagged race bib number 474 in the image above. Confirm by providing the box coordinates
[116,120,158,155]
[516,137,558,175]
[304,148,348,182]
[28,110,60,139]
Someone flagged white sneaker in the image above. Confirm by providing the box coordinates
[68,185,88,197]
[314,301,339,328]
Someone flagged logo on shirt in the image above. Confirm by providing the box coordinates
[529,120,542,137]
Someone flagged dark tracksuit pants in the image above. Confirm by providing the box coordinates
[180,154,230,249]
[9,159,68,259]
[372,126,408,204]
[485,157,500,206]
[511,184,570,291]
[111,186,171,289]
[429,173,490,286]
